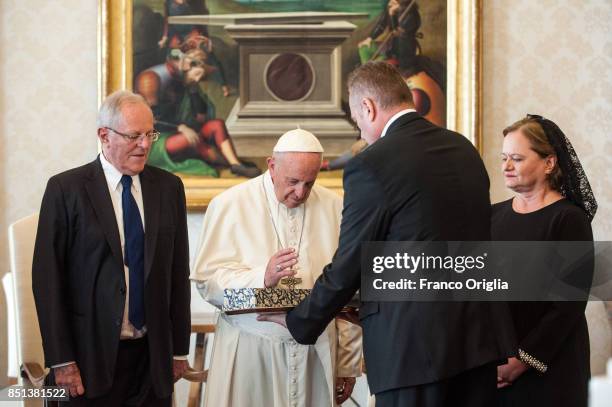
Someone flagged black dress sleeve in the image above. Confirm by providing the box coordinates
[518,207,593,372]
[32,176,76,367]
[170,176,191,356]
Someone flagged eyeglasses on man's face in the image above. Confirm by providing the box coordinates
[104,127,160,143]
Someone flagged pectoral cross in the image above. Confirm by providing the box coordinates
[280,269,302,290]
[280,248,302,290]
[280,276,302,290]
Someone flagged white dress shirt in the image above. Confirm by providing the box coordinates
[100,154,187,360]
[380,108,417,139]
[52,155,186,368]
[51,153,147,368]
[99,152,148,340]
[100,153,187,360]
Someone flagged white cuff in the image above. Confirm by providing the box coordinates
[51,361,76,369]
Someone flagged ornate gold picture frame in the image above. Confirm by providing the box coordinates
[98,0,481,209]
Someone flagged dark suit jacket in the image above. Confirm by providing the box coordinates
[287,112,515,394]
[32,157,191,398]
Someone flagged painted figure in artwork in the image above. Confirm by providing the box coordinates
[159,0,230,97]
[323,0,447,172]
[135,36,261,178]
[358,0,446,127]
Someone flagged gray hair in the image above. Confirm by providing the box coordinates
[97,90,149,129]
[347,61,413,109]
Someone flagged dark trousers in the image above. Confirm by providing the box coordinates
[375,362,497,407]
[49,337,171,407]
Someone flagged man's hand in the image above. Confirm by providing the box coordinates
[388,0,401,16]
[177,124,200,147]
[256,312,287,328]
[54,363,85,398]
[497,357,529,388]
[173,359,190,383]
[335,377,356,405]
[264,248,298,288]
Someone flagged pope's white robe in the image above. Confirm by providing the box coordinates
[191,171,362,407]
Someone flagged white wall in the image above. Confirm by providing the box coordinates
[482,0,612,240]
[0,0,99,380]
[0,0,99,263]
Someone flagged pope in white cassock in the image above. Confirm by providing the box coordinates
[191,129,363,407]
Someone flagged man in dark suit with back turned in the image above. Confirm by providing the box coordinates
[259,62,515,406]
[32,90,191,406]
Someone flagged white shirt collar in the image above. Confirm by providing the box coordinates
[380,108,416,139]
[99,152,141,193]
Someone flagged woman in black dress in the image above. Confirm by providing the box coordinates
[492,115,597,407]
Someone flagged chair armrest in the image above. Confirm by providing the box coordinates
[20,362,47,388]
[182,367,208,382]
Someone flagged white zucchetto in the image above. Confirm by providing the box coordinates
[273,128,324,153]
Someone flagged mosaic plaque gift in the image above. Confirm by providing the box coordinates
[223,288,311,315]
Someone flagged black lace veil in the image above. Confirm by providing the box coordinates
[527,114,598,222]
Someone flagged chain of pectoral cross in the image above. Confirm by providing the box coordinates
[262,177,304,290]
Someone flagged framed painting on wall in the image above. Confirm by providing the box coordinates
[99,0,481,209]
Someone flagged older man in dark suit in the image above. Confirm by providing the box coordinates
[32,90,191,406]
[260,61,515,407]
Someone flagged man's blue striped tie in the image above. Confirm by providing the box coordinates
[121,175,145,330]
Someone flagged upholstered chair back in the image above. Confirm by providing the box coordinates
[8,213,45,384]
